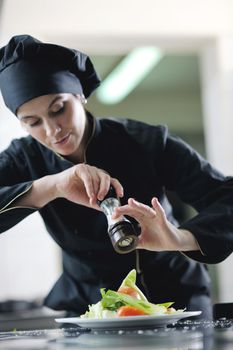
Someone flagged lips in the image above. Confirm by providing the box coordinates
[54,133,70,145]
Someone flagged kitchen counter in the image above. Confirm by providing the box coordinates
[0,319,233,350]
[0,306,65,331]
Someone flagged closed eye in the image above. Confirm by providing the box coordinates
[50,105,65,116]
[29,119,41,127]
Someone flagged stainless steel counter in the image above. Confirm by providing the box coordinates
[0,319,233,350]
[0,306,65,331]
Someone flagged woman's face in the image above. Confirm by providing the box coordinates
[17,93,87,160]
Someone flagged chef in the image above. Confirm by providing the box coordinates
[0,34,232,320]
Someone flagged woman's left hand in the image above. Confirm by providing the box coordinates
[112,197,199,252]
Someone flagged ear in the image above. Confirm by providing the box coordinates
[75,93,87,105]
[81,94,87,105]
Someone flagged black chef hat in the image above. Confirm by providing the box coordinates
[0,34,101,114]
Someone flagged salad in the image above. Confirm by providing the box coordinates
[81,269,184,319]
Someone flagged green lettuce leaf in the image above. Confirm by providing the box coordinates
[118,269,148,302]
[101,289,174,315]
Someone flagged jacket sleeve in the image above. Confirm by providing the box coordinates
[0,142,38,233]
[158,132,233,264]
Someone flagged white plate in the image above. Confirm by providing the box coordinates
[55,311,201,329]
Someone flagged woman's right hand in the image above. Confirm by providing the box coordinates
[12,164,123,210]
[53,164,123,209]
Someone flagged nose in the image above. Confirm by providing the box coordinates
[44,119,61,137]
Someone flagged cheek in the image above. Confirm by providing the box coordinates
[74,111,86,130]
[23,126,46,143]
[73,120,85,139]
[65,102,86,134]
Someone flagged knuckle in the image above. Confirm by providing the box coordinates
[76,163,85,172]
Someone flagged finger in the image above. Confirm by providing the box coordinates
[75,164,95,199]
[112,207,123,219]
[96,173,123,201]
[151,197,165,218]
[91,167,103,197]
[112,204,140,219]
[111,204,131,219]
[111,178,124,198]
[112,199,156,221]
[128,198,156,219]
[97,172,111,201]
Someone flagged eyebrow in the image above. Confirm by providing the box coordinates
[48,95,63,109]
[19,95,63,120]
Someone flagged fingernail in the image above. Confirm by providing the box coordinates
[97,193,104,201]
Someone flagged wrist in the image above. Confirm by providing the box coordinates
[45,174,60,201]
[176,228,199,251]
[33,175,58,207]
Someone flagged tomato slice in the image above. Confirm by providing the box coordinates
[118,286,141,300]
[117,305,148,317]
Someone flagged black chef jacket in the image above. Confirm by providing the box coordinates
[0,114,233,315]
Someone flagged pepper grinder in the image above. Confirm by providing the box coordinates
[97,186,139,254]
